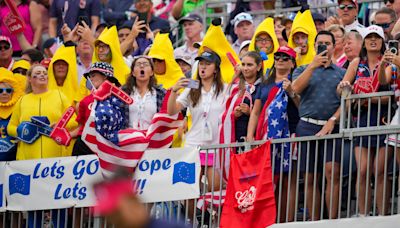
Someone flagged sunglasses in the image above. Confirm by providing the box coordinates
[255,37,272,43]
[13,68,28,75]
[274,54,291,61]
[338,4,356,10]
[0,88,13,94]
[0,44,10,51]
[384,0,394,4]
[373,21,394,29]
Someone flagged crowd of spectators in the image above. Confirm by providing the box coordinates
[1,0,400,226]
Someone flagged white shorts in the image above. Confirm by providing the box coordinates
[385,105,400,147]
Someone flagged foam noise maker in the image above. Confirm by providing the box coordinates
[92,80,133,104]
[3,0,26,35]
[50,106,76,146]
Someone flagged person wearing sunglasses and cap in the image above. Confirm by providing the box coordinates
[326,0,364,33]
[338,25,390,216]
[373,7,397,41]
[0,36,14,70]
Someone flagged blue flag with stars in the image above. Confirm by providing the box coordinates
[267,82,291,173]
[9,173,31,195]
[173,162,196,184]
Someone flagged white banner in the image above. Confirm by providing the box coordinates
[134,147,201,203]
[5,155,103,211]
[0,162,5,212]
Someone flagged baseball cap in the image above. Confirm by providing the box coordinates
[338,0,358,6]
[93,178,134,216]
[195,51,221,66]
[232,12,253,28]
[239,40,251,53]
[312,13,326,23]
[282,13,296,26]
[362,25,385,40]
[0,35,12,48]
[275,46,297,59]
[174,49,192,66]
[179,13,203,25]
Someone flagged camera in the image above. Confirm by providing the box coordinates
[388,40,399,55]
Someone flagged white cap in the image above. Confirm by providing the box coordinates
[174,48,192,66]
[239,40,251,53]
[232,12,253,28]
[362,25,385,40]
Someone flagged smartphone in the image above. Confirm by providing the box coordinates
[388,40,399,55]
[186,79,200,89]
[138,12,148,24]
[317,44,327,56]
[78,16,89,26]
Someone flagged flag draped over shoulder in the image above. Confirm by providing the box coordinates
[256,82,291,173]
[249,17,279,75]
[148,33,183,90]
[81,88,183,176]
[288,9,317,67]
[218,84,252,182]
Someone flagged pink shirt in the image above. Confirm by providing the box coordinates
[0,2,34,52]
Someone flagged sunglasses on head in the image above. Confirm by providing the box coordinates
[0,88,13,94]
[338,4,356,10]
[274,54,291,61]
[384,0,394,4]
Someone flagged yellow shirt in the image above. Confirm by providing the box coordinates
[7,90,77,160]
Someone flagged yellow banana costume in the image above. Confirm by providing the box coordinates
[249,17,279,75]
[48,45,79,102]
[0,68,25,119]
[78,26,130,101]
[148,33,183,89]
[197,23,240,83]
[288,10,317,66]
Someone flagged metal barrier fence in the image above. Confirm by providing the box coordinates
[1,126,399,227]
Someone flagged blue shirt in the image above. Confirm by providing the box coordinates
[292,64,345,120]
[50,0,101,37]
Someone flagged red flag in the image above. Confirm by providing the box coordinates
[220,141,276,228]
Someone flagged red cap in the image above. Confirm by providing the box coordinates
[275,46,297,59]
[338,0,357,6]
[93,179,134,216]
[40,58,52,69]
[0,35,11,47]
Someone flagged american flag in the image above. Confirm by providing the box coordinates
[218,85,253,182]
[82,90,183,176]
[256,82,290,173]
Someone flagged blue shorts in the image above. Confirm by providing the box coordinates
[296,120,342,173]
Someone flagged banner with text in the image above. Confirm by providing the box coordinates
[134,147,201,203]
[0,162,5,212]
[5,155,103,211]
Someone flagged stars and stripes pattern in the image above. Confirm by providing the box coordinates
[218,84,253,182]
[82,90,183,176]
[256,82,290,173]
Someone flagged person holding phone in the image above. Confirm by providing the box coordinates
[168,51,227,188]
[338,25,390,216]
[121,56,165,130]
[292,30,345,220]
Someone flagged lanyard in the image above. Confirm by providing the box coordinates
[202,86,215,120]
[135,90,149,129]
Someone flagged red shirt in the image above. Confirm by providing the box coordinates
[76,94,94,136]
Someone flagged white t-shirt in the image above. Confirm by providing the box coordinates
[129,88,157,130]
[177,84,228,150]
